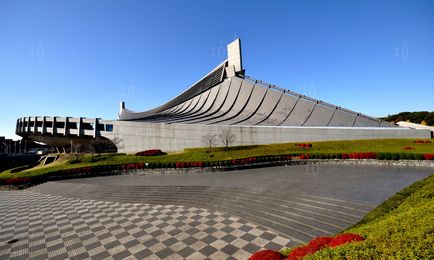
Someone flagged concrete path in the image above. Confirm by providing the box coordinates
[0,164,432,259]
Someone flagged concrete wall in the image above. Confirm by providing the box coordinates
[105,121,432,153]
[17,116,432,153]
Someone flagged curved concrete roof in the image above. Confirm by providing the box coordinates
[118,39,393,128]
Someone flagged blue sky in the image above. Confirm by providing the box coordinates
[1,0,433,139]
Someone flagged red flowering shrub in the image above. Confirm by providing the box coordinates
[342,152,376,159]
[121,163,138,171]
[191,161,205,167]
[415,140,431,144]
[5,177,31,185]
[283,155,292,160]
[295,143,313,148]
[287,245,316,259]
[307,236,333,251]
[253,233,366,260]
[175,162,184,168]
[174,161,204,168]
[423,154,434,160]
[286,237,332,259]
[299,154,309,160]
[249,250,284,260]
[328,233,365,248]
[415,140,432,144]
[135,149,166,156]
[230,157,258,166]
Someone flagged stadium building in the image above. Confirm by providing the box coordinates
[16,39,431,153]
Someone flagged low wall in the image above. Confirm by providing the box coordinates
[105,122,432,153]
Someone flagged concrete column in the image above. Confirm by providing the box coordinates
[53,117,57,135]
[27,117,31,132]
[78,117,83,137]
[33,117,37,133]
[94,118,98,138]
[65,117,69,136]
[42,116,46,134]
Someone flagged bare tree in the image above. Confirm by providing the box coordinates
[72,142,82,154]
[219,128,236,151]
[201,133,219,153]
[71,143,83,162]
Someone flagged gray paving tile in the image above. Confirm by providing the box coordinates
[0,190,293,259]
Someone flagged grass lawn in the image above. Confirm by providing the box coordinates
[1,138,433,182]
[305,173,434,259]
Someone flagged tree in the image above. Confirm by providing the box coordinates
[201,133,219,153]
[219,128,236,151]
[72,142,82,154]
[71,143,83,162]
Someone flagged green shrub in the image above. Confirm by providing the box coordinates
[384,153,392,160]
[404,153,414,160]
[414,153,424,160]
[279,247,292,257]
[391,153,400,160]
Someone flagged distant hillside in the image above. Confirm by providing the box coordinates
[381,111,434,126]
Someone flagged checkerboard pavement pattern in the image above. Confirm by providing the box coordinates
[0,191,292,259]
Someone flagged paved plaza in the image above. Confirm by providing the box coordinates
[0,164,432,259]
[0,191,292,259]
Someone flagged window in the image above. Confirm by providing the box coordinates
[105,124,113,132]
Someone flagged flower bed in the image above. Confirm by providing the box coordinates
[135,149,166,156]
[249,249,285,260]
[250,233,365,260]
[175,161,205,168]
[5,177,31,185]
[328,233,365,248]
[299,154,309,160]
[342,152,376,159]
[423,154,434,160]
[295,143,312,148]
[415,140,431,144]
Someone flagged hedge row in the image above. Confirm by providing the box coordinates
[2,152,433,186]
[302,152,434,161]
